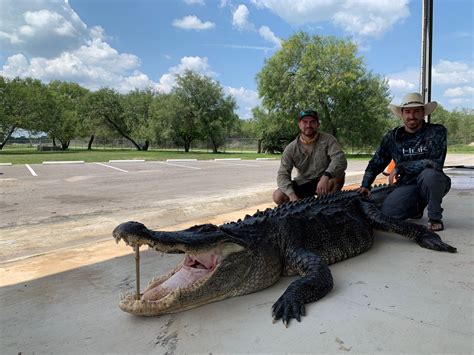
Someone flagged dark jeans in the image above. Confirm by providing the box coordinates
[381,168,451,221]
[292,179,318,198]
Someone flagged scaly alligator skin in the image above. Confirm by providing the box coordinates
[113,186,456,327]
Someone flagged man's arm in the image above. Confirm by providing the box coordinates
[277,145,296,197]
[360,134,393,189]
[324,136,348,178]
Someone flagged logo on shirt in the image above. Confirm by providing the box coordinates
[402,146,428,156]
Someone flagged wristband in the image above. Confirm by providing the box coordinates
[322,171,332,179]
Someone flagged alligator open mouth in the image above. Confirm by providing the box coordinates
[141,251,218,301]
[118,241,249,316]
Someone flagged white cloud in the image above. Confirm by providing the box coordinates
[225,86,260,119]
[433,60,474,85]
[0,0,88,58]
[172,15,215,30]
[0,36,148,93]
[156,56,216,93]
[386,68,418,100]
[258,26,281,48]
[231,4,280,49]
[447,97,471,106]
[0,0,156,94]
[251,0,409,38]
[233,4,254,30]
[0,0,159,93]
[444,86,474,98]
[388,78,416,91]
[183,0,205,5]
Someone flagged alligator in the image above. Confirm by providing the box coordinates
[113,186,456,327]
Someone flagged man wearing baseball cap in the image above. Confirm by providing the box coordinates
[357,93,451,231]
[273,109,347,205]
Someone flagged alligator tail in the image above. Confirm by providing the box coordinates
[358,199,457,253]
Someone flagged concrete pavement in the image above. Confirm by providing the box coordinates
[0,155,472,354]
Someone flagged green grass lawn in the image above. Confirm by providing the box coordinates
[0,147,282,164]
[0,145,471,165]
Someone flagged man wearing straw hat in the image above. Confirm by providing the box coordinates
[357,93,451,231]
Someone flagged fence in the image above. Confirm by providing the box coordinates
[4,136,470,154]
[4,137,261,153]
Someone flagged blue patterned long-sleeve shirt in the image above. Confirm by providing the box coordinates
[361,122,447,189]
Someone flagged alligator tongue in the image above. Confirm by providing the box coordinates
[186,253,217,269]
[142,253,217,301]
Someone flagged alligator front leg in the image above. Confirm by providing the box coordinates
[272,248,333,327]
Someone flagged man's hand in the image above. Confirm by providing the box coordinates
[316,175,330,196]
[356,187,371,196]
[288,193,299,202]
[388,169,398,185]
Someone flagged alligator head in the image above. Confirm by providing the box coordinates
[113,221,281,316]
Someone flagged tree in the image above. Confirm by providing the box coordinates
[82,88,143,150]
[431,106,474,145]
[256,32,392,150]
[0,76,51,150]
[46,81,89,150]
[152,71,239,153]
[251,107,298,153]
[121,88,156,150]
[151,91,201,152]
[173,70,238,153]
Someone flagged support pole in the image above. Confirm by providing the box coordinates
[421,0,434,122]
[135,245,140,300]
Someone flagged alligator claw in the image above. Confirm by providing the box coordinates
[417,232,457,253]
[271,296,305,327]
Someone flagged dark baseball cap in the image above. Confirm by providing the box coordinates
[298,110,319,120]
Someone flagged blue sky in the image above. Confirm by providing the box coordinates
[0,0,472,119]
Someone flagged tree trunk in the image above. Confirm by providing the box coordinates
[141,140,149,151]
[87,135,95,150]
[61,140,70,150]
[52,137,57,147]
[105,117,142,150]
[211,139,218,153]
[0,126,16,150]
[257,139,262,154]
[184,140,190,152]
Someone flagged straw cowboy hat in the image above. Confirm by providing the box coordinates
[389,92,438,118]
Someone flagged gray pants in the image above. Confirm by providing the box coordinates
[381,168,451,221]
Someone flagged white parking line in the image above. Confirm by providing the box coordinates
[109,159,145,163]
[25,164,38,176]
[42,161,85,164]
[156,161,201,170]
[166,159,198,162]
[0,162,12,166]
[95,162,128,172]
[213,161,260,168]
